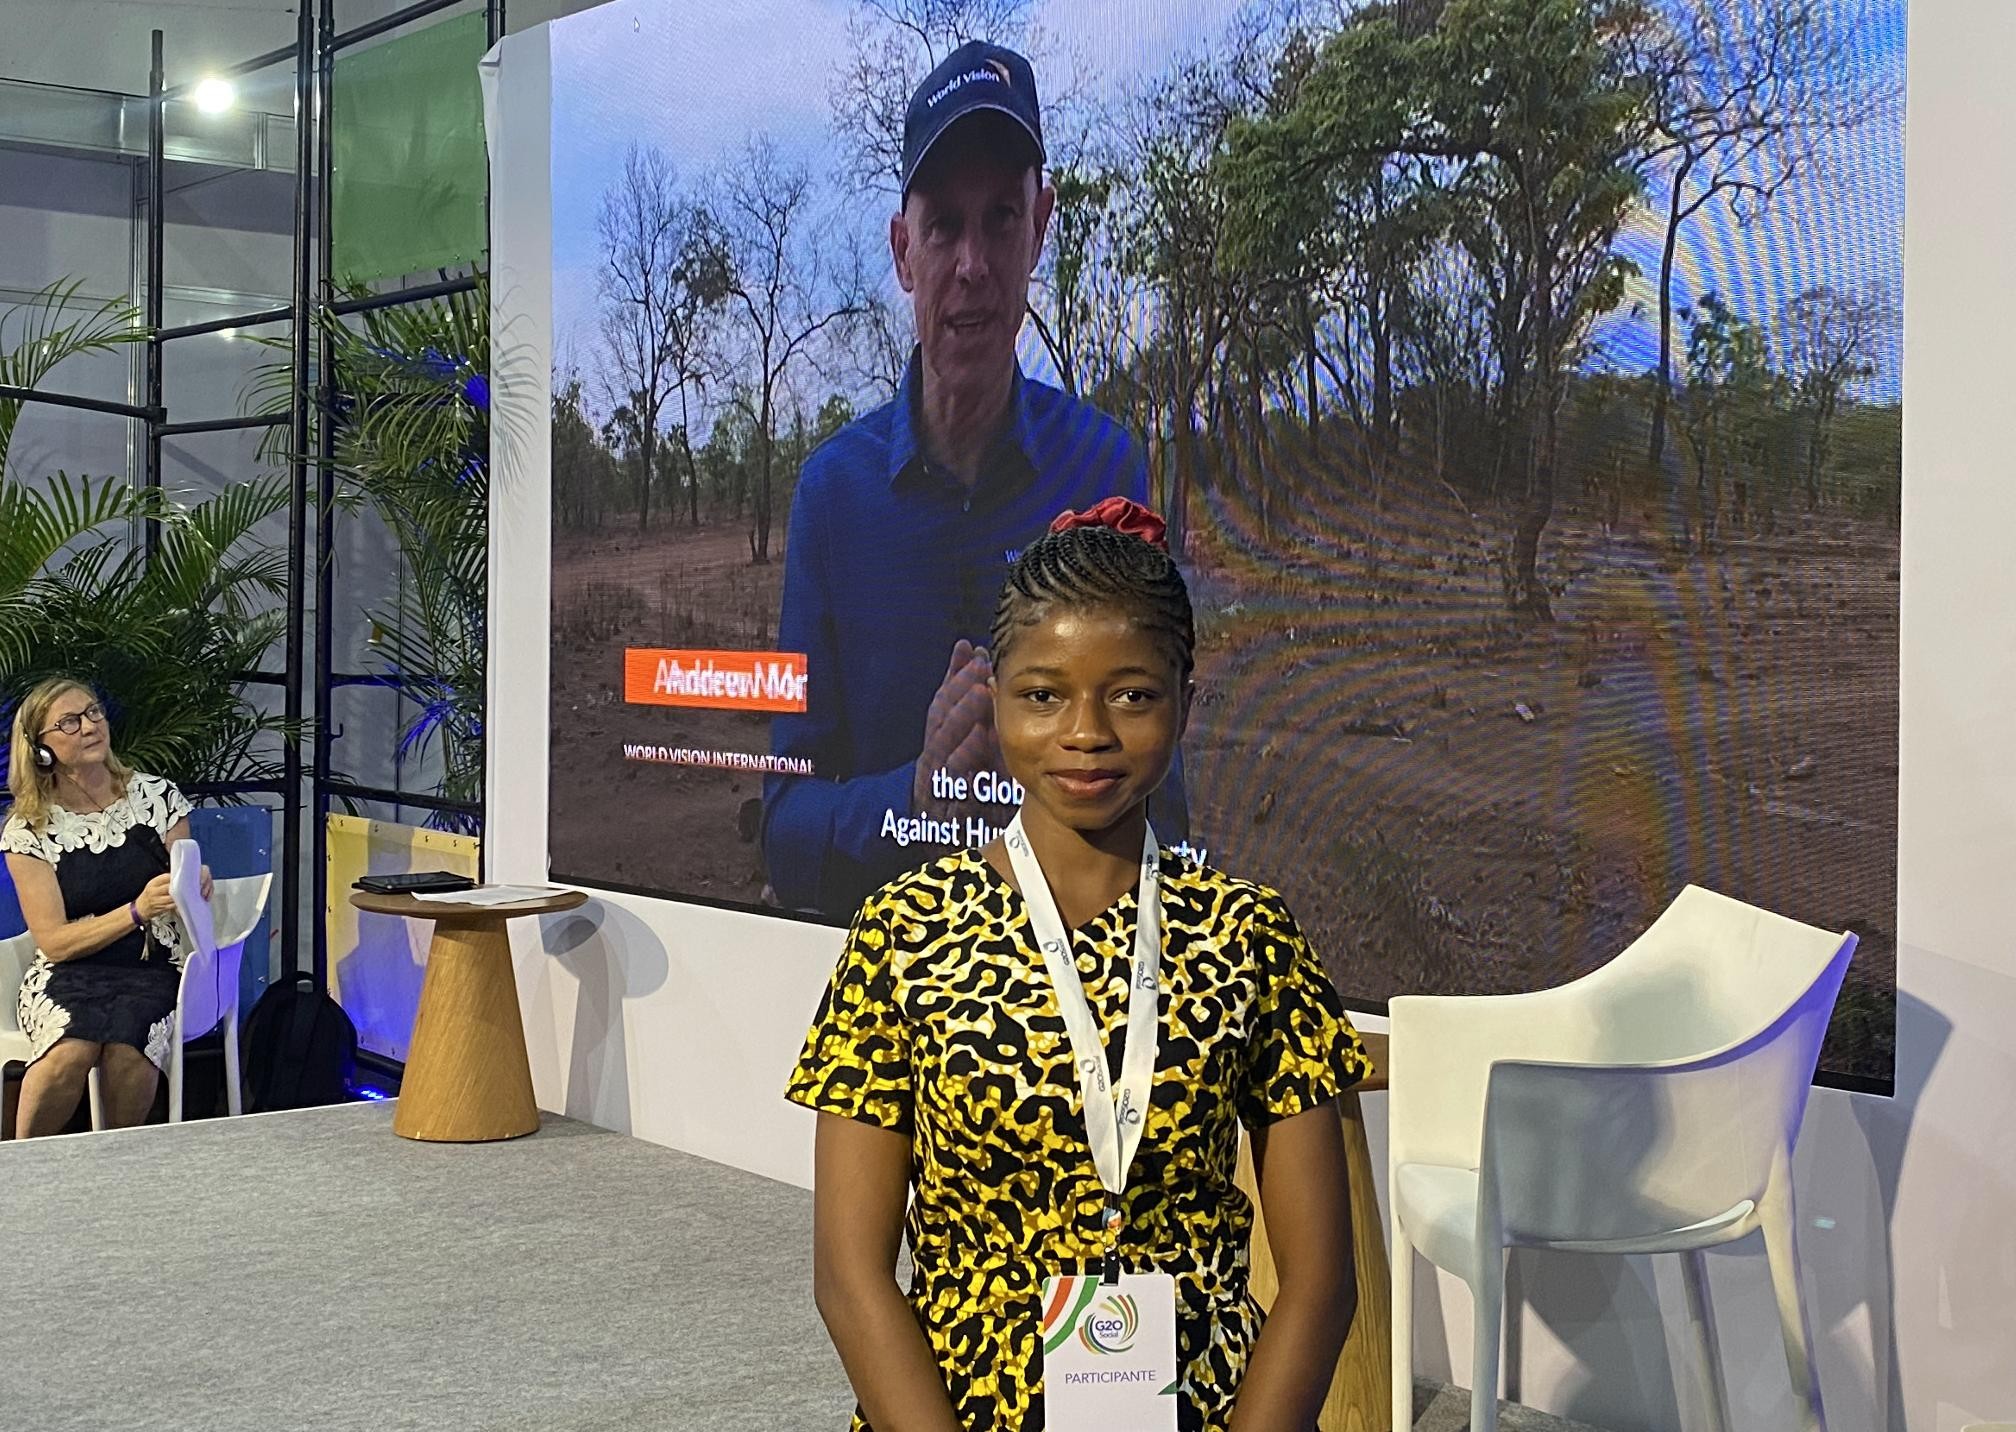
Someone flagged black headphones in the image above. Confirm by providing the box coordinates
[30,682,101,770]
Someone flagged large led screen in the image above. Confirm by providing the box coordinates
[544,0,1904,1083]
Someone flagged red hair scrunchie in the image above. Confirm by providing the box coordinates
[1048,496,1168,550]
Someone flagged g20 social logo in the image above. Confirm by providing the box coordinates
[1041,1277,1139,1358]
[1078,1293,1140,1355]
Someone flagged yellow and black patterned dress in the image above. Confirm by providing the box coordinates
[786,847,1370,1432]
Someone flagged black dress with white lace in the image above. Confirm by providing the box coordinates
[2,773,190,1072]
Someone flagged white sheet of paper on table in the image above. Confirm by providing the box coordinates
[408,884,568,907]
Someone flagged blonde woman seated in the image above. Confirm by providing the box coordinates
[4,677,210,1137]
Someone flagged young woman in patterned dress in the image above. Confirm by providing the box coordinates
[5,677,210,1136]
[789,499,1370,1430]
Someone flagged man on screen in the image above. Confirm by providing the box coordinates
[763,40,1184,919]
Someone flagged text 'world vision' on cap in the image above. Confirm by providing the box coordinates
[899,40,1044,199]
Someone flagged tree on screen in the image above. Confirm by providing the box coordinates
[1223,0,1649,619]
[1394,240,1495,502]
[1108,56,1254,556]
[1050,164,1161,449]
[1777,283,1895,513]
[833,227,911,403]
[712,141,869,565]
[599,397,654,523]
[1042,165,1111,399]
[1677,292,1776,550]
[596,146,724,534]
[1637,0,1890,473]
[830,0,1040,196]
[552,373,620,531]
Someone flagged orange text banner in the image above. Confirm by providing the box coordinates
[623,648,810,713]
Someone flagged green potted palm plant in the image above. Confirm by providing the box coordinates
[0,279,298,796]
[257,279,489,831]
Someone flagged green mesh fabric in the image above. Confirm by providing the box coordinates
[331,12,488,286]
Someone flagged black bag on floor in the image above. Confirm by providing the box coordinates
[242,977,358,1112]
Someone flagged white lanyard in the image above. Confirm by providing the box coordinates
[1005,814,1162,1208]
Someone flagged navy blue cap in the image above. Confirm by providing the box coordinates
[900,40,1044,198]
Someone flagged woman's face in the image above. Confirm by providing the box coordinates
[38,687,110,774]
[991,605,1188,839]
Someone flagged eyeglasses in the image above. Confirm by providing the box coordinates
[40,703,107,737]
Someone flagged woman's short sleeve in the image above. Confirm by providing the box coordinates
[0,813,42,860]
[785,902,914,1134]
[1238,889,1372,1129]
[152,775,193,833]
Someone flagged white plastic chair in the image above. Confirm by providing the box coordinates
[2,930,39,1121]
[6,930,118,1130]
[165,853,272,1122]
[81,847,273,1126]
[1388,885,1857,1432]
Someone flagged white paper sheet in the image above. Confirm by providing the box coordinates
[409,884,569,907]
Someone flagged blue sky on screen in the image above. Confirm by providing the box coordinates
[550,0,1904,418]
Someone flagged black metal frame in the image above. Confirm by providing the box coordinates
[330,275,480,316]
[144,31,167,559]
[307,0,497,994]
[0,387,157,422]
[8,0,499,1010]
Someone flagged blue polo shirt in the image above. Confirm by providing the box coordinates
[763,351,1184,919]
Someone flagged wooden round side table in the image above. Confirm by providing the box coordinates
[348,887,587,1142]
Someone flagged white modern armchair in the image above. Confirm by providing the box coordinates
[1,929,37,1089]
[79,844,273,1128]
[1388,885,1857,1432]
[165,842,272,1122]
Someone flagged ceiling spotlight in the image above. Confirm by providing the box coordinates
[192,77,236,114]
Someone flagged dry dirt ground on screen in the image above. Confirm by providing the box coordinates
[551,521,783,905]
[1182,495,1898,1080]
[548,503,1898,1080]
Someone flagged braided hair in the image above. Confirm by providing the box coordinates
[990,520,1195,682]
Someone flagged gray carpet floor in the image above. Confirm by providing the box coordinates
[1410,1382,1612,1432]
[2,1105,847,1432]
[1,1104,1610,1432]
